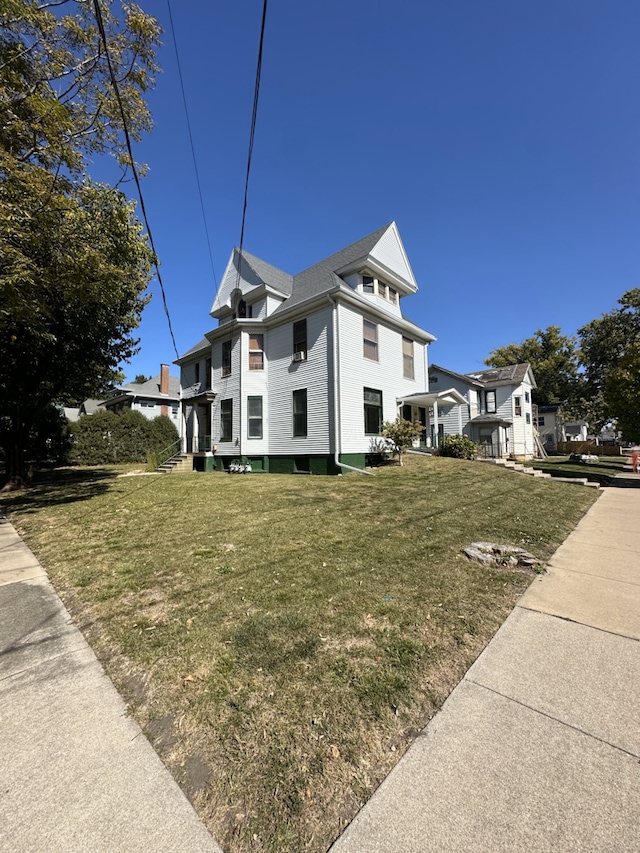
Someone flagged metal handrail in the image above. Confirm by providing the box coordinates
[156,438,182,467]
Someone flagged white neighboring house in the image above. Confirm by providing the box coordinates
[536,404,566,453]
[101,365,180,424]
[176,223,467,474]
[427,363,538,459]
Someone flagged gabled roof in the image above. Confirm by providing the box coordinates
[207,222,421,325]
[429,364,484,388]
[211,247,293,315]
[178,337,211,361]
[466,363,537,388]
[104,372,180,404]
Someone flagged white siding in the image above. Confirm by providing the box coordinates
[241,329,269,454]
[211,335,240,451]
[336,303,426,455]
[266,306,332,455]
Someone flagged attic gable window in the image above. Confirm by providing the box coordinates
[360,275,398,305]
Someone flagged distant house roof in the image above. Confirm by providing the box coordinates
[102,370,180,407]
[79,399,104,416]
[430,362,536,390]
[466,363,537,388]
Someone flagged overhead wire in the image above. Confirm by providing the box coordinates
[92,0,180,361]
[235,0,269,290]
[166,0,218,290]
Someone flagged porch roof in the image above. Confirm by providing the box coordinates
[397,388,468,408]
[469,414,512,427]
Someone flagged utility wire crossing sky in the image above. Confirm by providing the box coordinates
[109,0,639,383]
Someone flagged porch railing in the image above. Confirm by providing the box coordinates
[186,435,212,453]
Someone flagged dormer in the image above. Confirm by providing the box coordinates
[336,222,418,314]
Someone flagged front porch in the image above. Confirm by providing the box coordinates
[397,388,468,449]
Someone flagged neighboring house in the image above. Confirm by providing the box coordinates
[428,363,537,459]
[176,222,466,473]
[101,365,180,424]
[565,420,589,442]
[79,399,104,417]
[535,404,566,453]
[63,399,104,422]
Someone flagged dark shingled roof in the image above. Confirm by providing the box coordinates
[465,363,536,388]
[237,249,293,295]
[271,224,391,315]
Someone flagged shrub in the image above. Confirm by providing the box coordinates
[439,434,477,460]
[68,410,179,466]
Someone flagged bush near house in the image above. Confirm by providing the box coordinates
[68,410,178,465]
[439,434,477,460]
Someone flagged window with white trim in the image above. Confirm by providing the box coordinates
[247,396,263,439]
[293,389,307,437]
[402,337,414,380]
[364,388,383,434]
[249,334,264,370]
[363,319,378,361]
[220,399,233,441]
[222,340,232,377]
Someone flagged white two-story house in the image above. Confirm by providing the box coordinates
[176,223,466,473]
[428,363,538,458]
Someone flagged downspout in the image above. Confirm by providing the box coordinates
[328,294,374,476]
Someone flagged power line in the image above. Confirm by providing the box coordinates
[235,0,269,290]
[166,0,218,289]
[92,0,179,361]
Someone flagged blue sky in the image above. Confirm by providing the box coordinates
[110,0,639,382]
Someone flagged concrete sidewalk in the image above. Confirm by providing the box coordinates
[331,471,640,852]
[0,513,222,853]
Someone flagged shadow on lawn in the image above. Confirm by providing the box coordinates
[1,467,119,515]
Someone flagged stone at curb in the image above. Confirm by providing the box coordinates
[464,542,539,569]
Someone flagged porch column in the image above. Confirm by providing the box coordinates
[433,400,439,444]
[458,404,463,435]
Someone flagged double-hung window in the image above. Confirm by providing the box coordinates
[364,388,383,435]
[293,319,307,361]
[247,396,263,439]
[220,399,233,441]
[363,319,378,361]
[293,389,307,437]
[485,390,497,414]
[362,275,375,293]
[205,357,212,390]
[514,396,522,416]
[222,340,232,377]
[249,334,264,370]
[402,337,414,380]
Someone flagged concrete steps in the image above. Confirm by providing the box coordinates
[156,453,193,474]
[480,458,600,488]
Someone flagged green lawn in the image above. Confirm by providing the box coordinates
[5,455,599,853]
[525,453,628,486]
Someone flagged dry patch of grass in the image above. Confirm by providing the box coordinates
[5,455,598,852]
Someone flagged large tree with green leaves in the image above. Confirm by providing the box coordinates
[578,289,640,433]
[485,326,583,411]
[0,1,161,486]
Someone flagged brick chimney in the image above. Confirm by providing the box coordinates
[160,363,169,395]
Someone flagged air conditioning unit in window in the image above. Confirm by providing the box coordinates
[293,351,306,363]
